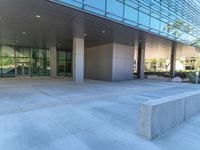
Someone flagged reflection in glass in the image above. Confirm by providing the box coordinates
[2,46,14,57]
[30,49,50,76]
[16,48,31,63]
[0,58,1,77]
[139,12,150,28]
[16,48,30,58]
[84,0,105,15]
[31,49,38,76]
[58,0,83,8]
[124,4,138,25]
[0,46,52,78]
[24,63,30,76]
[16,62,31,77]
[57,50,72,76]
[0,46,15,77]
[107,0,123,21]
[16,63,23,76]
[150,17,160,32]
[2,57,15,77]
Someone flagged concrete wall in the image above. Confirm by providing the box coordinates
[185,93,200,119]
[85,44,113,81]
[145,35,171,59]
[73,38,84,82]
[50,47,57,78]
[177,44,200,57]
[85,43,134,81]
[139,90,200,140]
[176,44,200,70]
[112,43,134,81]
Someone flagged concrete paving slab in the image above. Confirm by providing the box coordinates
[0,78,199,150]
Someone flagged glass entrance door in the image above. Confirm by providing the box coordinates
[16,62,30,77]
[16,63,23,77]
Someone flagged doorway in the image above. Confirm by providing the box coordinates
[16,62,31,77]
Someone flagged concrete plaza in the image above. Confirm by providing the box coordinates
[0,78,200,150]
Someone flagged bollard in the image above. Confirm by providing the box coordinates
[196,71,199,84]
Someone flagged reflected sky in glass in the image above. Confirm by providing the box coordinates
[51,0,200,44]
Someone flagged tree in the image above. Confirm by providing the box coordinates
[157,58,170,71]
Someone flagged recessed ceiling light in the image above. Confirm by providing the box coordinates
[22,32,26,35]
[36,15,41,18]
[83,33,87,37]
[102,30,106,34]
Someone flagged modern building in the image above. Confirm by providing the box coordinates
[0,0,200,82]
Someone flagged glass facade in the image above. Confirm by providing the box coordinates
[0,46,51,78]
[50,0,200,46]
[0,46,73,78]
[57,50,72,76]
[31,49,50,76]
[1,46,15,77]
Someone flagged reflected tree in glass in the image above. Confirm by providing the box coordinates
[164,19,193,38]
[191,38,200,48]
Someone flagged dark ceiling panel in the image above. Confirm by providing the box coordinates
[0,0,170,49]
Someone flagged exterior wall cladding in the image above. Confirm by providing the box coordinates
[50,0,200,47]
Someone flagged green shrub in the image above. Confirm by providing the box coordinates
[186,72,199,83]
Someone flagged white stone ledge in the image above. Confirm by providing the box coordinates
[139,90,200,140]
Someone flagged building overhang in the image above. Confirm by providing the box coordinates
[0,0,174,49]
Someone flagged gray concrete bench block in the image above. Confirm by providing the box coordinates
[139,91,200,140]
[185,91,200,119]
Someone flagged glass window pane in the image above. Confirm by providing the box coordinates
[58,0,83,8]
[2,57,15,77]
[31,49,38,76]
[16,58,31,63]
[160,21,168,35]
[31,49,50,76]
[138,12,150,27]
[0,59,1,77]
[67,52,72,76]
[0,47,1,77]
[57,51,67,60]
[57,51,66,76]
[125,0,138,8]
[67,61,72,76]
[84,0,105,15]
[150,17,160,31]
[140,6,150,14]
[16,48,30,58]
[107,0,123,21]
[57,60,67,76]
[38,58,50,76]
[38,50,50,76]
[39,50,49,58]
[1,46,14,57]
[67,52,72,60]
[57,50,72,76]
[124,5,138,23]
